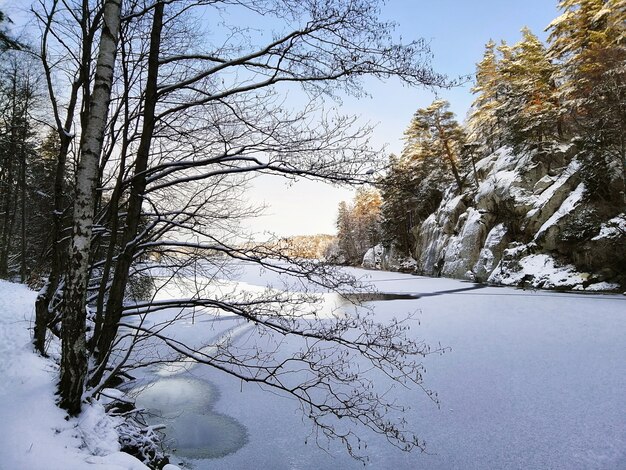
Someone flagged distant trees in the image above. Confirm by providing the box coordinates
[0,53,48,282]
[333,188,382,264]
[260,234,336,259]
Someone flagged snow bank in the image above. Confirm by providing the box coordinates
[0,280,161,470]
[489,253,585,289]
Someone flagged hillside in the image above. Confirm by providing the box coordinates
[365,146,625,291]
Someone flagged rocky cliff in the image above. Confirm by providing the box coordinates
[364,147,625,291]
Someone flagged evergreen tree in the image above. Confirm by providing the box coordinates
[379,143,448,256]
[352,187,382,255]
[0,10,22,51]
[0,54,39,280]
[405,100,466,192]
[336,200,357,264]
[468,40,502,154]
[548,0,626,202]
[379,154,424,255]
[498,28,561,153]
[334,188,382,265]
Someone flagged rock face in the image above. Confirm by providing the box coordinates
[375,146,625,291]
[362,244,384,270]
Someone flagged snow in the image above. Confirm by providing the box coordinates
[535,182,585,239]
[574,281,621,292]
[526,159,581,220]
[2,264,625,470]
[489,252,587,289]
[592,213,626,240]
[362,244,384,269]
[473,223,508,279]
[0,280,158,470]
[472,148,536,212]
[195,264,626,470]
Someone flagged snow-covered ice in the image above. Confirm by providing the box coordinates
[1,265,625,470]
[135,263,626,470]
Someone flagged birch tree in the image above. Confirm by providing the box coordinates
[58,0,122,416]
[33,0,104,354]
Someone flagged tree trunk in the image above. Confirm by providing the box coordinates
[34,129,73,355]
[0,70,19,278]
[58,0,122,416]
[19,120,26,283]
[435,117,463,193]
[35,0,90,355]
[93,1,163,384]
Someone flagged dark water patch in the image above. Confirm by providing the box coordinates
[342,292,422,302]
[341,284,488,303]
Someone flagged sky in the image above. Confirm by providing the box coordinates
[0,0,562,240]
[246,0,561,239]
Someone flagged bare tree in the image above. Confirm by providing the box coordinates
[32,0,449,459]
[32,0,103,354]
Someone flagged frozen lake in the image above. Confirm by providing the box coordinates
[135,263,626,470]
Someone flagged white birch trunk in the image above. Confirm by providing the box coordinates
[59,0,122,416]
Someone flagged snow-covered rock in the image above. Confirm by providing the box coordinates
[473,223,509,282]
[362,244,384,269]
[398,146,625,290]
[523,159,581,234]
[488,252,585,290]
[534,182,586,250]
[362,244,418,273]
[441,208,493,279]
[592,214,626,241]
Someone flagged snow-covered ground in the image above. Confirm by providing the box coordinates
[0,281,155,470]
[1,265,625,470]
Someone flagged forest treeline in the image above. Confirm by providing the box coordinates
[333,0,625,265]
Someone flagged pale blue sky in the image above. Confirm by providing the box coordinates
[250,0,561,238]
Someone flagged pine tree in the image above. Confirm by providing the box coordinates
[0,10,22,51]
[336,200,357,264]
[405,100,466,192]
[468,40,502,154]
[379,146,448,256]
[378,100,466,257]
[498,28,561,153]
[334,188,382,265]
[352,187,382,255]
[548,0,626,202]
[379,154,420,255]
